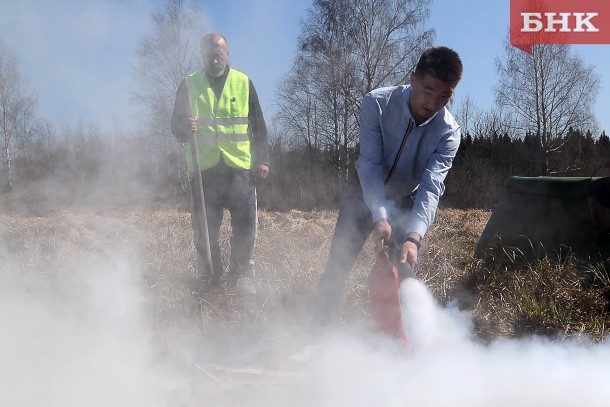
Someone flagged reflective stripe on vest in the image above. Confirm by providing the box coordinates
[184,69,251,171]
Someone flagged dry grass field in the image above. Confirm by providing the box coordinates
[1,190,609,405]
[3,199,607,339]
[0,202,484,323]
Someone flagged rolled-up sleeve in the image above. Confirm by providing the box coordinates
[407,128,461,237]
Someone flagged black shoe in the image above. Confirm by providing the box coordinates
[207,273,222,288]
[228,276,257,297]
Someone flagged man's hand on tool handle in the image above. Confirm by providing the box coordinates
[373,219,419,269]
[185,116,198,132]
[255,165,269,180]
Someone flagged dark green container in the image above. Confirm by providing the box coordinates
[589,177,610,233]
[476,176,610,257]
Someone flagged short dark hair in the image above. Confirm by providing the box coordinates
[415,46,463,83]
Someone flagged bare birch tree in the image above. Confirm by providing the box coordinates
[275,0,434,201]
[348,0,435,93]
[132,0,210,186]
[455,94,478,138]
[495,41,600,174]
[0,39,38,191]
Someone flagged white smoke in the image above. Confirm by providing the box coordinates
[2,239,610,406]
[401,277,474,352]
[0,253,183,407]
[298,278,610,407]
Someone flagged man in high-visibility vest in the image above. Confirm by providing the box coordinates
[171,33,269,296]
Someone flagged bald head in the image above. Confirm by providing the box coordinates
[201,33,229,77]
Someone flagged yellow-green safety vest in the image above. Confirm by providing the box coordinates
[184,68,251,172]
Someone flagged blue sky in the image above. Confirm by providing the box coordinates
[0,0,608,135]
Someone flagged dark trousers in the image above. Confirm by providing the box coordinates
[191,160,257,285]
[315,174,415,325]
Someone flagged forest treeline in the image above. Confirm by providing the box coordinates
[6,122,610,211]
[262,127,610,210]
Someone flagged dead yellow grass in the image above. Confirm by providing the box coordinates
[2,203,608,353]
[0,206,485,345]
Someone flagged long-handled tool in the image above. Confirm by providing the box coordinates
[185,86,213,287]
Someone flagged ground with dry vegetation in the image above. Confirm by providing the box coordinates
[2,194,608,356]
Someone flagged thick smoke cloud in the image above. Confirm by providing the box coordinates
[301,279,610,406]
[0,252,179,406]
[2,234,610,406]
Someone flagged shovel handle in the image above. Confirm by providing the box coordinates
[189,130,213,283]
[185,86,213,285]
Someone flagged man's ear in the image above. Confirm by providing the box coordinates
[409,73,415,86]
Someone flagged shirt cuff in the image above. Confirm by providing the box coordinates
[371,207,387,222]
[407,217,428,239]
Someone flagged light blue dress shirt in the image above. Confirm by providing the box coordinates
[355,84,461,239]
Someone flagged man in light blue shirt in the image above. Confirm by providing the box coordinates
[315,46,463,325]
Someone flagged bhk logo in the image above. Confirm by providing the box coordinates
[510,0,610,53]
